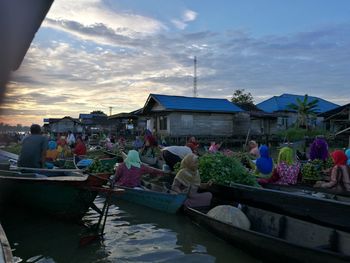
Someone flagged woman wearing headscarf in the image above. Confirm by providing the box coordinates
[114,150,165,188]
[315,150,350,191]
[46,140,58,161]
[345,149,350,166]
[248,140,259,159]
[139,135,158,167]
[172,153,212,207]
[255,145,274,177]
[274,147,300,185]
[309,137,329,161]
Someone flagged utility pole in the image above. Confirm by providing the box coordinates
[193,56,197,97]
[109,107,113,116]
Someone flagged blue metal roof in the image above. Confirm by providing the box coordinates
[79,114,93,119]
[256,93,339,113]
[149,94,243,113]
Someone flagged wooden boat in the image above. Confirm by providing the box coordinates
[185,205,350,263]
[208,183,350,231]
[263,183,350,201]
[111,184,186,214]
[0,169,111,220]
[0,223,13,263]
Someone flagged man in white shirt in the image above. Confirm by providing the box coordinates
[67,131,76,148]
[161,145,192,171]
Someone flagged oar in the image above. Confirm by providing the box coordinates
[79,183,122,246]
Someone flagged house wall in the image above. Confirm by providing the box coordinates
[153,112,234,136]
[50,119,83,133]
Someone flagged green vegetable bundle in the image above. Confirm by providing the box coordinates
[87,159,115,174]
[198,153,259,187]
[301,157,333,182]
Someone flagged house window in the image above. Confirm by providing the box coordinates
[159,116,167,130]
[181,115,193,128]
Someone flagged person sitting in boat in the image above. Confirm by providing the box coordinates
[248,140,260,159]
[133,136,144,150]
[255,145,274,178]
[186,136,199,154]
[171,153,212,207]
[346,149,350,167]
[314,150,350,191]
[73,136,87,161]
[161,145,192,171]
[18,124,48,168]
[208,141,222,153]
[46,140,59,161]
[259,147,300,185]
[114,150,165,188]
[139,135,158,167]
[309,137,329,161]
[66,131,76,149]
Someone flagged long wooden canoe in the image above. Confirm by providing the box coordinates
[112,185,186,214]
[185,205,350,263]
[208,183,350,231]
[0,170,106,220]
[0,224,13,263]
[263,183,350,201]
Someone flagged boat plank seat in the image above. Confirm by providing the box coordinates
[244,206,343,253]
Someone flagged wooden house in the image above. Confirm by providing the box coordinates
[43,116,83,134]
[319,103,350,147]
[108,109,146,136]
[256,93,339,130]
[142,94,244,137]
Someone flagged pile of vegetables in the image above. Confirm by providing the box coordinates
[301,158,333,182]
[232,152,255,170]
[198,153,259,187]
[87,159,115,174]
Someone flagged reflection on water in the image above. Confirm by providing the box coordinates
[1,196,259,263]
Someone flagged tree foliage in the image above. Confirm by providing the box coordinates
[287,94,319,129]
[90,110,106,115]
[231,89,254,105]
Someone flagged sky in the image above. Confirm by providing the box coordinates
[1,0,350,125]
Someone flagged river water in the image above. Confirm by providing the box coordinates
[1,196,260,263]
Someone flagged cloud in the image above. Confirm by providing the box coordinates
[4,17,350,125]
[172,9,198,30]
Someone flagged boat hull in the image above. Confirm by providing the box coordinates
[0,172,99,221]
[0,223,13,263]
[185,206,350,263]
[208,183,350,231]
[113,187,186,214]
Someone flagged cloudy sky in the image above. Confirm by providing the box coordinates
[2,0,350,125]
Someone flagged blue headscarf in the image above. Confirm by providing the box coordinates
[48,140,57,150]
[345,149,350,166]
[256,145,273,175]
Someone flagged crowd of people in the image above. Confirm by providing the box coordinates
[16,124,350,208]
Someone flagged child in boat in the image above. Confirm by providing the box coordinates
[46,140,58,161]
[171,153,212,207]
[255,145,274,178]
[314,150,350,191]
[114,150,165,188]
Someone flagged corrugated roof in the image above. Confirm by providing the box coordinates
[149,94,243,113]
[256,93,339,113]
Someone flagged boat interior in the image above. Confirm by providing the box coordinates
[195,204,350,256]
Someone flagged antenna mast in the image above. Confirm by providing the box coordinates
[193,56,197,97]
[109,106,113,116]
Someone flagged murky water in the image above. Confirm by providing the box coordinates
[1,197,260,263]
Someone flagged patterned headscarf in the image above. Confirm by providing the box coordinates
[309,138,329,161]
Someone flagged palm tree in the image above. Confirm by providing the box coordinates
[287,94,319,129]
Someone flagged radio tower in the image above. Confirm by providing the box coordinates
[193,56,197,97]
[109,106,113,116]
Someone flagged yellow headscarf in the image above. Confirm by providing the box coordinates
[174,153,201,187]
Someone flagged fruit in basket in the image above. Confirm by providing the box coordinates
[301,162,320,181]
